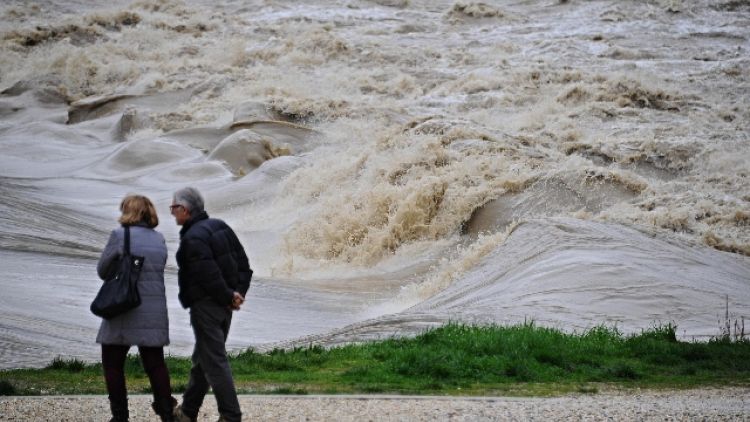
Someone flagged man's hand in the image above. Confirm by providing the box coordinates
[230,291,244,311]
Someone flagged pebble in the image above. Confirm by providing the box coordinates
[0,388,748,421]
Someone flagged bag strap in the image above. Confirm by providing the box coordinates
[124,226,131,255]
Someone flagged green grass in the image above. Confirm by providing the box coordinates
[2,323,749,396]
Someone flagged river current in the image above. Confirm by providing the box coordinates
[0,0,748,368]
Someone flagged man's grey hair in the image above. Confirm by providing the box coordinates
[173,187,204,216]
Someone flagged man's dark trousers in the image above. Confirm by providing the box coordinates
[181,298,242,422]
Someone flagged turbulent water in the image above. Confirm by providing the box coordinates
[0,0,748,368]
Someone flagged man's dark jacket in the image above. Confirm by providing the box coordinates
[176,211,252,308]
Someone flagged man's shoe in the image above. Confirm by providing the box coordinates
[173,405,197,422]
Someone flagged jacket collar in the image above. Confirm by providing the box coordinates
[180,210,209,237]
[123,222,149,228]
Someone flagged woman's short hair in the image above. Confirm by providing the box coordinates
[173,187,204,217]
[119,194,159,228]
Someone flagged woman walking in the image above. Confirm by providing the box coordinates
[96,194,176,422]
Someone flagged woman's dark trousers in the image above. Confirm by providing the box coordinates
[179,299,242,422]
[102,344,174,421]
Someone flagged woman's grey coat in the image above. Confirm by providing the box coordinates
[96,224,169,346]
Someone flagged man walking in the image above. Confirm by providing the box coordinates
[170,187,252,422]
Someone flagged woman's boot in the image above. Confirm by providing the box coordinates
[109,398,129,422]
[151,396,178,422]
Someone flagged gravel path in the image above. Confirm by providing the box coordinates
[1,388,748,421]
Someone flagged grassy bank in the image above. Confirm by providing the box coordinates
[2,323,749,396]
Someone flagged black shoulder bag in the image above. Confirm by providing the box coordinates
[91,226,143,319]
